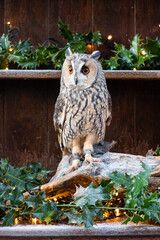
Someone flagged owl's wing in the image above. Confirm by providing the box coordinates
[53,93,66,132]
[106,91,112,126]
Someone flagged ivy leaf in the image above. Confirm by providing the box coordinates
[2,209,15,226]
[9,187,23,206]
[32,201,59,223]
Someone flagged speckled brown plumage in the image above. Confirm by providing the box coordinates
[54,48,112,172]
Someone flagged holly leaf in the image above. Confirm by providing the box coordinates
[2,209,15,226]
[32,201,59,223]
[82,205,103,229]
[63,209,82,226]
[105,57,120,70]
[24,191,46,209]
[58,18,73,41]
[144,37,160,57]
[0,182,12,205]
[130,34,142,56]
[74,182,113,208]
[109,171,132,188]
[9,187,23,206]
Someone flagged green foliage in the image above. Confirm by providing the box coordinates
[0,19,101,70]
[0,158,160,229]
[102,34,155,70]
[155,145,160,156]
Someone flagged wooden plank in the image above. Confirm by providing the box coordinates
[0,222,160,238]
[135,80,160,155]
[47,80,61,170]
[93,0,135,58]
[0,0,4,36]
[3,80,49,167]
[0,82,4,156]
[4,0,49,45]
[106,80,135,154]
[1,70,160,80]
[136,0,160,39]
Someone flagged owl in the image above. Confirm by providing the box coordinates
[54,48,112,173]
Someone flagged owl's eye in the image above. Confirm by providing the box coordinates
[82,66,90,75]
[69,66,73,74]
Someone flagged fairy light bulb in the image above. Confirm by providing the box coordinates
[32,217,38,224]
[133,68,137,71]
[115,208,120,217]
[14,218,19,225]
[107,35,112,40]
[141,49,146,55]
[5,67,8,70]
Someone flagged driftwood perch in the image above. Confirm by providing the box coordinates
[38,142,160,198]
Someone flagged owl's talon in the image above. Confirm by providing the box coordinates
[83,153,101,166]
[67,159,81,174]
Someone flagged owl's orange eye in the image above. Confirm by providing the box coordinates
[82,66,90,75]
[69,66,73,74]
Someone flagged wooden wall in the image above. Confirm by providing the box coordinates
[0,0,160,169]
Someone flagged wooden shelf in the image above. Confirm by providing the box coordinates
[0,70,160,80]
[0,221,160,239]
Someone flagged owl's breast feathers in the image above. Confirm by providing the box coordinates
[54,79,112,149]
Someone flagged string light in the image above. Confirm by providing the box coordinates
[5,67,8,70]
[32,217,38,224]
[141,49,146,56]
[115,208,120,217]
[133,68,137,71]
[107,35,112,40]
[14,218,19,225]
[9,48,13,52]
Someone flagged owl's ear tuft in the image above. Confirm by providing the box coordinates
[65,48,72,57]
[90,50,100,60]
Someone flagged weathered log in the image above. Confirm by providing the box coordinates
[37,142,160,198]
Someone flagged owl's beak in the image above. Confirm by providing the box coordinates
[75,78,78,85]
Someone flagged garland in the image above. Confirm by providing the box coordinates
[1,19,160,70]
[0,158,160,229]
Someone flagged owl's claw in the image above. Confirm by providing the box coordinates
[83,153,101,166]
[67,159,81,174]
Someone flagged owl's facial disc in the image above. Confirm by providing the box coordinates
[63,57,97,89]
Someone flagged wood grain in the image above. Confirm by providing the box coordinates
[136,0,160,39]
[3,80,48,167]
[93,0,135,58]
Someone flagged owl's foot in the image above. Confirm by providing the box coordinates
[67,159,81,174]
[83,153,101,166]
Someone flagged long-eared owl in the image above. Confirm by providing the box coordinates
[54,48,112,172]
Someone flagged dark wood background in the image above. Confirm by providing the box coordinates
[0,0,160,170]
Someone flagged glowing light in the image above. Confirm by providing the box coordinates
[14,218,19,225]
[32,217,38,224]
[9,48,13,52]
[7,21,10,25]
[159,24,160,28]
[103,211,110,219]
[115,192,118,197]
[107,35,112,40]
[141,49,146,56]
[5,67,8,70]
[133,68,137,71]
[115,208,120,217]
